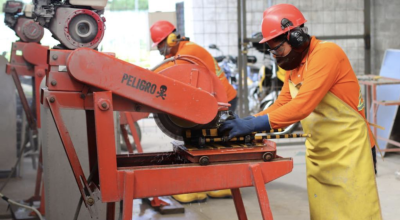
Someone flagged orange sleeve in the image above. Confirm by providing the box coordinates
[254,72,292,116]
[268,47,340,128]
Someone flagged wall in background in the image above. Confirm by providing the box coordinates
[371,0,400,75]
[184,0,371,75]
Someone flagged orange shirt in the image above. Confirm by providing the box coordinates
[155,41,237,101]
[255,36,375,147]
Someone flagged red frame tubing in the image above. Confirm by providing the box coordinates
[86,110,99,185]
[231,188,248,220]
[6,42,48,128]
[46,96,96,216]
[93,91,120,201]
[120,124,134,153]
[122,171,134,220]
[33,148,43,199]
[11,71,37,131]
[106,203,115,220]
[125,112,143,153]
[250,164,273,219]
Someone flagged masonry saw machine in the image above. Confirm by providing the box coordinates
[2,1,306,218]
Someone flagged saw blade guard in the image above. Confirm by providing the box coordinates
[153,55,229,140]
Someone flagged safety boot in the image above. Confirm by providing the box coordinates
[172,192,207,204]
[207,189,232,198]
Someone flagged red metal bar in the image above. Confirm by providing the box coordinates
[11,71,37,131]
[86,110,99,185]
[120,124,134,153]
[365,84,371,121]
[250,164,273,220]
[93,91,119,201]
[37,183,45,215]
[122,171,134,220]
[106,203,115,220]
[46,96,95,215]
[125,112,143,153]
[41,89,162,113]
[115,159,292,198]
[377,136,400,148]
[373,100,400,106]
[34,147,43,198]
[231,188,248,220]
[6,42,49,128]
[150,197,168,207]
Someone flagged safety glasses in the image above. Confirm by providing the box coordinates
[266,40,286,55]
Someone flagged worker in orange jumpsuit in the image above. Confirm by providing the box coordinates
[150,20,237,113]
[150,20,237,203]
[219,4,382,219]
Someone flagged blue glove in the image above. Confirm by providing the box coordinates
[242,116,255,120]
[219,115,271,139]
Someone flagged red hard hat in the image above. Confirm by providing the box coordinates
[259,4,307,43]
[150,20,176,47]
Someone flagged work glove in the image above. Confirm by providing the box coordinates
[242,115,255,120]
[218,115,271,139]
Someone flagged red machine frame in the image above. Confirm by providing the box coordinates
[40,47,293,219]
[5,42,48,215]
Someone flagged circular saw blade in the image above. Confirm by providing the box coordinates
[154,113,222,141]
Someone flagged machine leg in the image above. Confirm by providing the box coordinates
[46,96,96,215]
[25,147,43,203]
[123,171,134,220]
[86,110,99,185]
[249,164,273,220]
[120,124,134,153]
[106,203,116,220]
[231,188,248,220]
[125,113,143,153]
[37,182,45,215]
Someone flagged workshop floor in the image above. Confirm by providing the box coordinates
[1,118,400,220]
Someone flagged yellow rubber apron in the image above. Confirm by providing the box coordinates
[289,81,382,219]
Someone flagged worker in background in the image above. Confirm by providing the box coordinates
[150,20,237,203]
[219,4,382,219]
[150,20,238,113]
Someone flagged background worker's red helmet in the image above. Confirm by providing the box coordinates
[259,4,307,44]
[150,20,176,47]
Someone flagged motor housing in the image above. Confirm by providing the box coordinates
[48,7,105,49]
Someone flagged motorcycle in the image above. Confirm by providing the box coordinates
[208,44,258,90]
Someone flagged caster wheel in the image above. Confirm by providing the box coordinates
[199,156,210,166]
[262,152,274,162]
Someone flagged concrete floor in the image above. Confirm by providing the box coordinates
[1,117,400,219]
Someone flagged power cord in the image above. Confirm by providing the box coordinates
[0,192,43,220]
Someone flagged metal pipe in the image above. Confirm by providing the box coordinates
[364,0,371,75]
[242,0,249,116]
[237,0,243,116]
